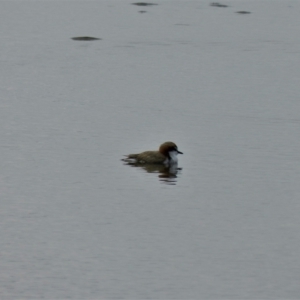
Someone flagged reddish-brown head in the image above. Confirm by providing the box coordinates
[159,141,183,156]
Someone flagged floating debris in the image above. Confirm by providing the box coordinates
[236,11,251,14]
[210,2,228,7]
[132,2,157,6]
[71,36,101,41]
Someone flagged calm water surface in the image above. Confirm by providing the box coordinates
[1,1,300,298]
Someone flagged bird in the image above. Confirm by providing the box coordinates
[122,141,183,165]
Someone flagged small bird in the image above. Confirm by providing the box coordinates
[122,141,183,165]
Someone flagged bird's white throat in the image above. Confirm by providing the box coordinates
[168,150,178,163]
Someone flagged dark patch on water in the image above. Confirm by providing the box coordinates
[210,2,228,8]
[132,2,157,6]
[71,37,101,41]
[236,11,251,14]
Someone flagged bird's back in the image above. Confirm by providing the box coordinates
[127,151,166,164]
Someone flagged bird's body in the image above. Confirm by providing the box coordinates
[123,141,183,165]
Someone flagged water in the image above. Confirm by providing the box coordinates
[1,0,300,298]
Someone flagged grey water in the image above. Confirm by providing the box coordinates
[1,0,300,298]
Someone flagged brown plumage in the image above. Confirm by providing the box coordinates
[123,141,183,164]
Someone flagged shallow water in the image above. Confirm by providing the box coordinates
[1,0,300,298]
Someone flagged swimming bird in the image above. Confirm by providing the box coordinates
[122,141,183,165]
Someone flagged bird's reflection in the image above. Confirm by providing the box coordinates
[123,162,182,185]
